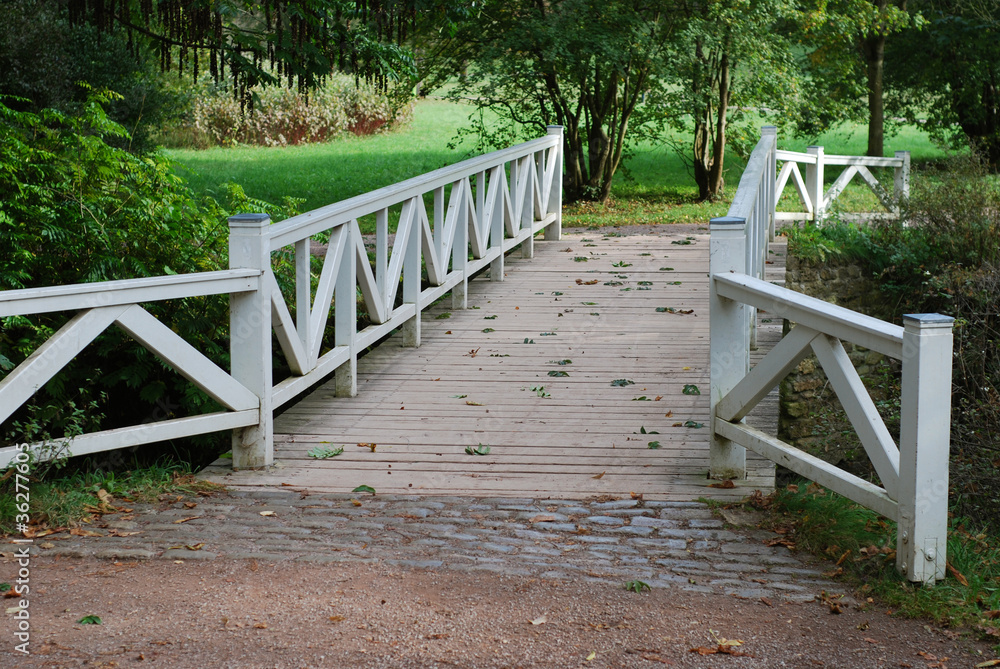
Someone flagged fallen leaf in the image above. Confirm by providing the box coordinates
[529,515,557,524]
[427,633,449,639]
[97,489,114,506]
[70,528,104,537]
[592,471,606,480]
[107,529,141,538]
[975,660,1000,668]
[183,502,198,509]
[689,645,751,657]
[575,278,599,285]
[585,651,597,661]
[253,622,267,629]
[466,400,484,406]
[760,597,773,607]
[186,543,206,551]
[328,615,346,623]
[173,516,200,524]
[358,442,377,452]
[351,499,362,507]
[708,480,736,489]
[641,653,673,665]
[530,615,548,625]
[259,511,276,517]
[947,562,969,587]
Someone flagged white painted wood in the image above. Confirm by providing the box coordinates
[713,273,904,358]
[268,273,309,375]
[894,151,910,211]
[0,410,259,469]
[716,324,819,423]
[709,217,749,479]
[544,126,563,241]
[775,149,818,164]
[334,220,358,398]
[777,162,813,215]
[716,420,899,520]
[806,146,825,221]
[307,225,347,365]
[855,165,895,211]
[824,154,905,168]
[0,305,128,425]
[809,334,900,498]
[114,304,258,412]
[228,213,274,468]
[896,314,954,583]
[272,345,350,408]
[294,238,311,357]
[266,135,560,250]
[0,270,258,318]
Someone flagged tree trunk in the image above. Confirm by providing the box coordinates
[862,1,888,157]
[706,52,730,199]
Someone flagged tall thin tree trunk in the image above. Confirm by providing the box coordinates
[863,0,888,157]
[707,52,730,198]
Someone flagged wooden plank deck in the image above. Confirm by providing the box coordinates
[201,227,783,500]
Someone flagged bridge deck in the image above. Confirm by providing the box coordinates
[202,227,782,500]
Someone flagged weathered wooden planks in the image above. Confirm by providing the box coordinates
[201,229,781,500]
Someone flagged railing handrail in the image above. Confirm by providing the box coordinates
[713,273,904,358]
[776,149,906,169]
[268,134,560,250]
[0,270,260,317]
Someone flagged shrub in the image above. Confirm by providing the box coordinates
[189,75,414,148]
[786,155,1000,528]
[0,93,298,466]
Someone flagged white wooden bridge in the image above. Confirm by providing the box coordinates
[0,126,954,582]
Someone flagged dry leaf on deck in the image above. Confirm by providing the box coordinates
[69,528,104,537]
[708,480,736,489]
[591,472,606,480]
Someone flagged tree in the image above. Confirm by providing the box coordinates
[793,0,919,156]
[55,1,421,104]
[664,0,798,201]
[888,0,1000,167]
[447,0,684,203]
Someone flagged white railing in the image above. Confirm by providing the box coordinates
[709,129,953,584]
[775,145,910,222]
[0,127,564,471]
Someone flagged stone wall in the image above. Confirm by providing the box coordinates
[778,254,899,465]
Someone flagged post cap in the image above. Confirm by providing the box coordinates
[710,216,747,229]
[903,313,955,329]
[228,213,271,229]
[761,125,777,135]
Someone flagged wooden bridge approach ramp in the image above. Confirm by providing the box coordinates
[202,227,781,500]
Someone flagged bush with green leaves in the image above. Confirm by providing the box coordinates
[786,155,1000,527]
[0,93,298,463]
[189,75,413,148]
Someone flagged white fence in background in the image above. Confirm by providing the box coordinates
[775,145,910,223]
[0,127,563,471]
[710,129,953,584]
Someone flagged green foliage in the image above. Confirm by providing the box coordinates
[447,0,684,202]
[464,444,491,456]
[889,1,1000,168]
[77,616,103,625]
[307,446,345,459]
[624,580,651,593]
[787,156,1000,526]
[758,483,1000,639]
[0,94,296,465]
[0,0,172,153]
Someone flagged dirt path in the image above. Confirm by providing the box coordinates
[2,558,994,668]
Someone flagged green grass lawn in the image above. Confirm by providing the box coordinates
[165,99,950,229]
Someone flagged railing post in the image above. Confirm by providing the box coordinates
[806,146,825,223]
[896,314,953,583]
[335,223,358,396]
[762,126,777,242]
[709,216,750,480]
[402,201,422,347]
[894,150,910,215]
[228,213,273,469]
[452,179,468,310]
[545,125,563,241]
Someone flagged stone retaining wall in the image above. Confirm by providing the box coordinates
[778,254,898,465]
